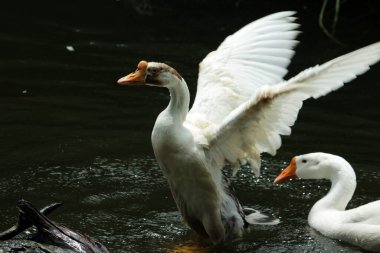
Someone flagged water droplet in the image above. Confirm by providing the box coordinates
[66,45,75,52]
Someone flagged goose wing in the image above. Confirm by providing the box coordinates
[185,11,300,141]
[196,42,380,175]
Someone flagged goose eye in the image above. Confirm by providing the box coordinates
[302,159,307,163]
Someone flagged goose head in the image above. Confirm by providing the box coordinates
[273,152,348,184]
[117,60,183,88]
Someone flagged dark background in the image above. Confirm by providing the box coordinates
[1,0,379,167]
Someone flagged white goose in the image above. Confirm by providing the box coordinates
[274,153,380,252]
[117,11,380,244]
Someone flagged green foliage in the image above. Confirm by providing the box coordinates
[319,0,345,46]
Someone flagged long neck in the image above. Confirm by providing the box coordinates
[166,79,190,124]
[312,165,357,211]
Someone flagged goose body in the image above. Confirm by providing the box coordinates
[117,11,380,244]
[274,153,380,251]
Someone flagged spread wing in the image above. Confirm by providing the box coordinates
[185,11,300,138]
[205,42,380,175]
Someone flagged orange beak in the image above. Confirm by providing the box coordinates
[117,60,148,85]
[273,157,298,184]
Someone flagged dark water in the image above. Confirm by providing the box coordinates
[0,1,379,252]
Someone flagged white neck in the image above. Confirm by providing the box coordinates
[165,79,190,124]
[312,164,357,211]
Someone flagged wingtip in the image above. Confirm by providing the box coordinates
[285,10,297,18]
[279,10,298,18]
[258,11,298,23]
[277,10,297,16]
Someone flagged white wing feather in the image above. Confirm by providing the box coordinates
[185,11,300,131]
[206,42,380,176]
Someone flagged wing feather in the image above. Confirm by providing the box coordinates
[186,11,300,127]
[205,42,380,176]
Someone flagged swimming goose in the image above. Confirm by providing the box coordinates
[274,153,380,252]
[117,11,380,244]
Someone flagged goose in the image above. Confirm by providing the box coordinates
[117,11,380,244]
[273,153,380,252]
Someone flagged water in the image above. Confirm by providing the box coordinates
[0,1,379,252]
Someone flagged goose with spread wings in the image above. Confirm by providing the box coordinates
[117,11,380,244]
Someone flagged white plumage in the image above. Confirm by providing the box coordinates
[274,153,380,252]
[117,11,380,244]
[193,41,380,177]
